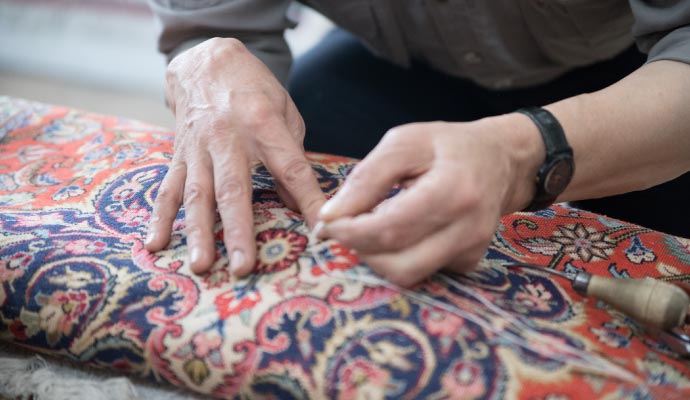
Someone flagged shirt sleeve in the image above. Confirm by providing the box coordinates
[630,0,690,65]
[147,0,294,84]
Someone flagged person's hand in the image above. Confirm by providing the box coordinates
[317,115,544,287]
[145,38,325,276]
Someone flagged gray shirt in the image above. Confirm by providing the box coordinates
[149,0,690,89]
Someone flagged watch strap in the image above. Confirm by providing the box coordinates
[518,107,571,156]
[516,107,574,212]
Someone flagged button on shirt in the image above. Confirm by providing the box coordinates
[463,52,483,65]
[149,0,690,89]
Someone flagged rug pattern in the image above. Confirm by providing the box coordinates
[1,96,689,399]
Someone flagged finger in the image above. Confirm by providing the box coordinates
[261,122,326,228]
[283,95,306,143]
[183,155,218,274]
[319,171,454,253]
[318,129,432,222]
[275,182,299,212]
[358,219,492,288]
[210,147,256,277]
[445,250,490,275]
[400,176,419,189]
[164,77,177,115]
[146,160,186,252]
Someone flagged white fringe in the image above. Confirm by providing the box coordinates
[0,342,205,400]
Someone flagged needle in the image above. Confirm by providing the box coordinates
[505,262,690,331]
[506,262,575,280]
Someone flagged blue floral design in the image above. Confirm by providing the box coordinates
[625,237,656,264]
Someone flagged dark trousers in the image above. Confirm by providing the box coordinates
[288,29,690,238]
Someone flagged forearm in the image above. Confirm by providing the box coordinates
[544,60,690,202]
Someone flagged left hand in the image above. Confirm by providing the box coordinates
[317,115,543,287]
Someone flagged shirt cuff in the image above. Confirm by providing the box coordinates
[645,26,690,66]
[166,36,293,86]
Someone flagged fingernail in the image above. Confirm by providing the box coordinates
[190,247,201,266]
[144,231,155,246]
[319,198,339,219]
[230,250,245,274]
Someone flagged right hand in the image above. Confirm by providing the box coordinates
[144,38,326,276]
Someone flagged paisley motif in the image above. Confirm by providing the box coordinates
[0,96,689,399]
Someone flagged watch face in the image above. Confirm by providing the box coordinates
[544,157,574,196]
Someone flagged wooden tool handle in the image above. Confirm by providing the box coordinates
[587,276,690,331]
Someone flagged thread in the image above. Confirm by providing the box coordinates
[306,225,647,391]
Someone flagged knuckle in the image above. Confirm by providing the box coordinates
[383,126,408,143]
[300,194,323,214]
[155,171,183,205]
[214,37,244,53]
[154,184,175,204]
[184,182,212,205]
[463,191,482,210]
[344,166,367,188]
[450,184,481,213]
[185,224,205,239]
[222,223,244,242]
[216,178,249,204]
[382,124,422,143]
[377,228,402,250]
[223,220,247,249]
[206,116,231,137]
[280,158,312,187]
[241,97,276,127]
[169,160,187,175]
[197,37,246,59]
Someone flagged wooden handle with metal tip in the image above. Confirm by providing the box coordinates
[586,276,690,331]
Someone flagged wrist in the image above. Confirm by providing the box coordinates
[488,113,546,214]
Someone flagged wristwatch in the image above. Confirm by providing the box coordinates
[516,107,575,212]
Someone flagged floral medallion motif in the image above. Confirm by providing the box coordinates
[550,223,616,262]
[0,96,688,400]
[255,228,308,273]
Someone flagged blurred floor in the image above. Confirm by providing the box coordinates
[0,71,176,128]
[0,0,332,130]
